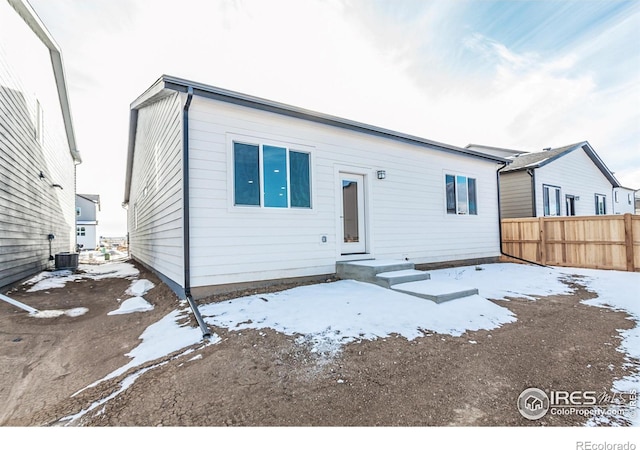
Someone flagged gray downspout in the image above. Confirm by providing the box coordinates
[183,87,212,339]
[497,163,548,268]
[528,169,537,217]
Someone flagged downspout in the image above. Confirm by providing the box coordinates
[528,169,536,217]
[497,163,548,267]
[183,87,212,339]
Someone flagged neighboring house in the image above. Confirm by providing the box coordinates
[124,75,508,299]
[476,141,633,218]
[76,194,100,250]
[0,0,81,288]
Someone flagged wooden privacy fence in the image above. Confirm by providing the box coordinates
[501,214,640,272]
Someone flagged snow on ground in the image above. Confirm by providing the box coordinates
[126,279,155,297]
[200,279,516,356]
[22,260,638,426]
[553,267,640,426]
[107,297,154,315]
[428,263,574,301]
[24,262,139,292]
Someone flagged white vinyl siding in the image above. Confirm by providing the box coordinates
[127,92,183,285]
[184,96,501,289]
[0,2,76,287]
[534,147,614,217]
[612,187,636,214]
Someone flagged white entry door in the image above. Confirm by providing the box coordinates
[340,173,366,254]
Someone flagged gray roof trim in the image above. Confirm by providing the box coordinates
[502,141,621,187]
[124,74,509,203]
[8,0,81,163]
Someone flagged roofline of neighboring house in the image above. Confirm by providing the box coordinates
[124,75,509,203]
[501,141,621,188]
[465,143,529,154]
[8,0,81,164]
[76,193,101,210]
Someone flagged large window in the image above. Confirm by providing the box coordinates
[446,174,477,215]
[233,141,311,208]
[543,185,561,216]
[595,194,606,215]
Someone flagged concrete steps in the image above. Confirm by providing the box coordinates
[336,259,478,303]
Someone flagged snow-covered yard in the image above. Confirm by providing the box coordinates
[17,261,640,427]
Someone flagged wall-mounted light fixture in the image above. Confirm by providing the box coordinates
[377,170,386,180]
[575,196,580,201]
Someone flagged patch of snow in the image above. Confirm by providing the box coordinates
[125,279,155,297]
[31,307,89,318]
[77,308,219,394]
[23,262,140,292]
[107,297,154,315]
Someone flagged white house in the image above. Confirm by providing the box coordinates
[76,194,100,250]
[124,75,508,299]
[475,141,634,218]
[0,0,81,288]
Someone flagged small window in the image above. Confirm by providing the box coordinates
[76,207,81,217]
[595,194,606,215]
[629,193,633,205]
[446,174,477,215]
[543,185,561,216]
[76,226,85,237]
[290,151,311,208]
[233,141,311,209]
[234,143,260,206]
[263,145,288,208]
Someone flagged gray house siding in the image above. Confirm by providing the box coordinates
[499,170,533,218]
[0,0,79,288]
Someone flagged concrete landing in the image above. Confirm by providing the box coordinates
[336,260,430,288]
[336,259,478,303]
[391,280,479,303]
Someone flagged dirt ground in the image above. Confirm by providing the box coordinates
[0,259,637,427]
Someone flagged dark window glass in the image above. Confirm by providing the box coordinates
[290,151,311,208]
[446,174,456,214]
[234,143,260,206]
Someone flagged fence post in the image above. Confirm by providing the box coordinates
[539,217,546,265]
[624,213,635,272]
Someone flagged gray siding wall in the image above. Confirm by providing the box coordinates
[499,171,533,218]
[127,92,183,286]
[1,2,76,288]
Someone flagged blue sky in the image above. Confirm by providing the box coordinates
[28,0,640,236]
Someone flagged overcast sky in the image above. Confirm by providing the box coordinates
[28,0,640,237]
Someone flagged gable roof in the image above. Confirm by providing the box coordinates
[124,75,509,203]
[501,141,621,187]
[7,0,81,163]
